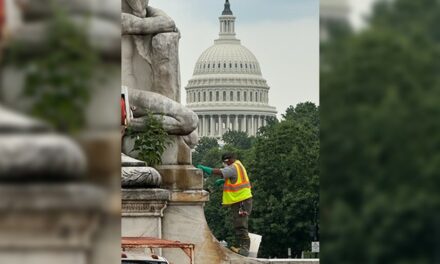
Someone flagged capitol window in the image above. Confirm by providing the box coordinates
[198,92,200,102]
[245,64,248,68]
[244,91,247,101]
[240,64,243,68]
[238,92,241,101]
[229,63,232,68]
[216,91,219,101]
[235,63,238,68]
[223,91,226,101]
[207,64,210,68]
[203,92,206,101]
[224,63,226,68]
[210,91,213,101]
[230,91,234,101]
[218,63,221,68]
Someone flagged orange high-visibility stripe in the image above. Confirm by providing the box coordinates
[223,182,251,191]
[223,187,251,193]
[234,162,247,183]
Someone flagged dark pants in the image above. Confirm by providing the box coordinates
[231,198,253,254]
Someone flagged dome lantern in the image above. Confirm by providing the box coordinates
[218,0,238,43]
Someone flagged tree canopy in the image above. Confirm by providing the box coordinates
[194,103,320,258]
[321,0,440,263]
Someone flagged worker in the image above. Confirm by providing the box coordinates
[197,152,253,257]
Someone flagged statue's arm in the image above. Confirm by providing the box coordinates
[128,89,198,135]
[121,7,176,35]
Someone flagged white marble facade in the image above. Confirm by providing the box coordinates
[185,1,276,138]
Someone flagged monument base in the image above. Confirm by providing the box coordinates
[122,187,262,263]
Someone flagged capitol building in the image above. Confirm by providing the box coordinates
[185,0,277,138]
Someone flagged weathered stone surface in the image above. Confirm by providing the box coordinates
[121,188,170,242]
[78,132,120,179]
[122,167,162,188]
[160,135,192,165]
[0,184,106,249]
[0,134,86,180]
[156,165,204,190]
[122,188,170,201]
[0,184,107,211]
[121,2,177,96]
[0,106,48,132]
[169,190,210,203]
[0,184,109,264]
[121,153,146,167]
[121,154,162,188]
[162,195,263,264]
[151,32,181,102]
[0,108,87,180]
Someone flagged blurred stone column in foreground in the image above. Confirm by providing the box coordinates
[0,107,109,264]
[0,0,121,263]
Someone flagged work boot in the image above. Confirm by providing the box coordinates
[230,246,240,254]
[240,237,250,256]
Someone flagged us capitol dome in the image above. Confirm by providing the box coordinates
[185,0,277,138]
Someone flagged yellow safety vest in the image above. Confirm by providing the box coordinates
[222,160,253,205]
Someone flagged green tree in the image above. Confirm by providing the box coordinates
[249,104,320,258]
[321,0,440,263]
[222,130,254,149]
[198,106,319,257]
[283,102,319,128]
[193,137,220,166]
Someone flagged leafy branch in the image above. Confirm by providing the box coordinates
[126,110,171,166]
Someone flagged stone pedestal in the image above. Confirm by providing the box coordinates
[121,166,262,264]
[156,165,203,190]
[122,189,170,240]
[160,190,261,264]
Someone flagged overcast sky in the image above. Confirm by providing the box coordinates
[151,0,319,116]
[150,0,375,116]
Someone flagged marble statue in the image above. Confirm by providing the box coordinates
[121,0,199,164]
[122,0,179,99]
